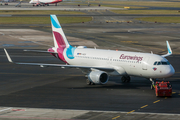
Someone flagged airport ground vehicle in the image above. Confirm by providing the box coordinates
[155,81,172,97]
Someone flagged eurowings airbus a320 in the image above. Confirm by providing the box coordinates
[4,15,175,88]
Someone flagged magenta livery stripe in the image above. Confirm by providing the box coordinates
[53,31,66,48]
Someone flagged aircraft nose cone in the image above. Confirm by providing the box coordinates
[170,65,175,75]
[166,65,175,77]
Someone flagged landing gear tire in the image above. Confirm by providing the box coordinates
[121,76,126,83]
[121,76,131,83]
[86,79,92,85]
[126,76,130,83]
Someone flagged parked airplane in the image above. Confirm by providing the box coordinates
[29,0,62,6]
[4,15,175,88]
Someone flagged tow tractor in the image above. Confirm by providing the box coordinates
[154,81,172,97]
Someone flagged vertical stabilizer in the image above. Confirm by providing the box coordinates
[50,15,70,48]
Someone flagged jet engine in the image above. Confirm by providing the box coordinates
[88,71,109,84]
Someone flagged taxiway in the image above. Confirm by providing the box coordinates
[0,2,180,120]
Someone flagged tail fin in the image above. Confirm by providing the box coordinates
[50,15,70,48]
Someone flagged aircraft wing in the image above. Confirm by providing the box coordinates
[17,63,115,71]
[4,48,115,72]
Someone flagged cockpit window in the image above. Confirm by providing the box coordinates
[154,61,170,65]
[157,62,161,65]
[162,62,168,65]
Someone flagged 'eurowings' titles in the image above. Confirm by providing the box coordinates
[119,54,143,62]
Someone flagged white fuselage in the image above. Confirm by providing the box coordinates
[29,0,61,4]
[63,48,175,79]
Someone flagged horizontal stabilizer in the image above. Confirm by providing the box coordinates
[24,50,57,54]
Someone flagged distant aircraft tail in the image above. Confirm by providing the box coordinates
[50,15,70,48]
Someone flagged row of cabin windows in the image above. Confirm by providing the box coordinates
[75,56,141,64]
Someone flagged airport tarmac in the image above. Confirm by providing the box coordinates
[0,2,180,120]
[0,24,180,120]
[0,49,180,120]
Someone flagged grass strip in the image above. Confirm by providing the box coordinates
[136,16,180,23]
[90,1,180,8]
[0,16,92,24]
[111,10,180,14]
[0,10,85,15]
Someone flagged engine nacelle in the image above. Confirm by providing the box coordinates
[88,71,109,84]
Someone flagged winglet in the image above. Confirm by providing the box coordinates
[162,41,172,57]
[4,48,13,63]
[166,41,172,54]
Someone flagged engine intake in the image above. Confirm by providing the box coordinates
[88,71,109,84]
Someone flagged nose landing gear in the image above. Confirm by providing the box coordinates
[150,78,156,90]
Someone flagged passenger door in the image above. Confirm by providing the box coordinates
[142,57,149,70]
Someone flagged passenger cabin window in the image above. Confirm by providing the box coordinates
[153,61,170,65]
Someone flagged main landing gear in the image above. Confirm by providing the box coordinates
[86,79,95,85]
[86,79,91,85]
[121,76,131,83]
